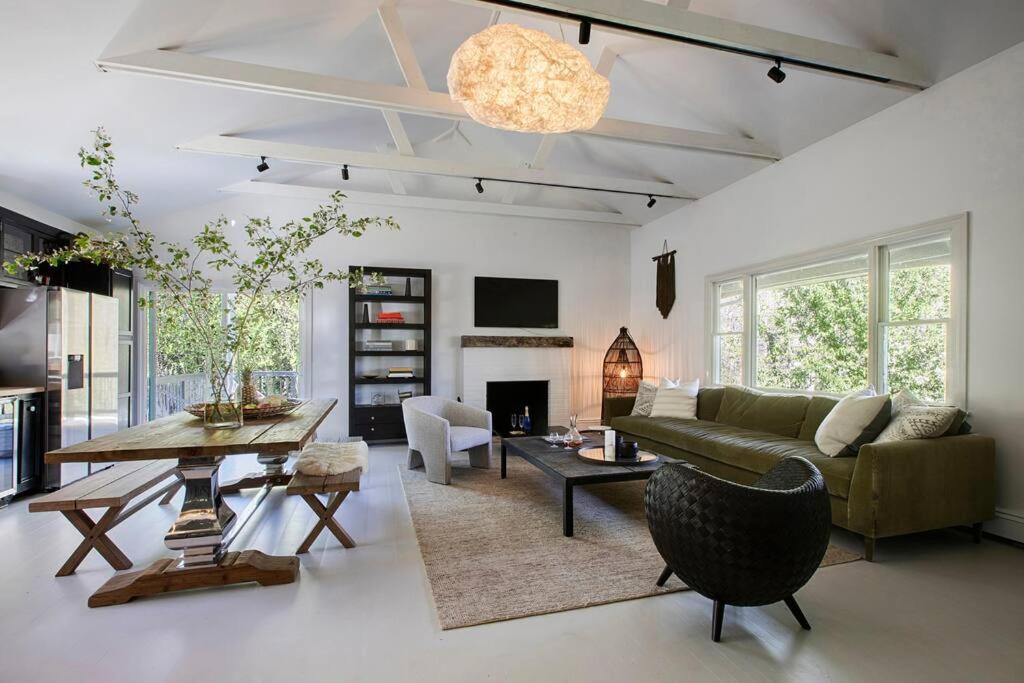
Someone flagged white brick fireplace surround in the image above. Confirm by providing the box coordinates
[459,336,573,429]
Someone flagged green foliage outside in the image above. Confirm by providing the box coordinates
[753,263,950,401]
[155,291,300,377]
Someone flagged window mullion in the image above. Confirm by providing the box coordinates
[869,245,884,393]
[743,274,755,387]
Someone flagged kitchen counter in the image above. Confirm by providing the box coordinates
[0,387,45,398]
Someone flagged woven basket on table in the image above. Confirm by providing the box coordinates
[184,399,303,421]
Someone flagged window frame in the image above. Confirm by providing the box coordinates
[705,213,968,406]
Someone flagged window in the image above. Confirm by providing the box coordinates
[707,215,966,404]
[711,279,744,385]
[881,235,952,402]
[141,290,304,420]
[755,253,870,394]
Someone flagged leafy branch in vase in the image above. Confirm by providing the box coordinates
[5,127,398,422]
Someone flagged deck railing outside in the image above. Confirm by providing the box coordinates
[154,370,300,418]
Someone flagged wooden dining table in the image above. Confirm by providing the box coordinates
[45,398,337,607]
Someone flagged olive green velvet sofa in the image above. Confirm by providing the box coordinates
[608,386,996,560]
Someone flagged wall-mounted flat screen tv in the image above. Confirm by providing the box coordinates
[474,277,558,328]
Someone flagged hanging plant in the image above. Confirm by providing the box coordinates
[5,127,398,427]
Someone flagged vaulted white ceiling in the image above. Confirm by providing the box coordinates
[2,0,1023,229]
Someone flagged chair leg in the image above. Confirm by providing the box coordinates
[864,536,875,562]
[423,449,451,485]
[972,522,983,544]
[711,600,725,642]
[407,448,424,470]
[467,442,491,469]
[784,595,811,631]
[656,564,673,587]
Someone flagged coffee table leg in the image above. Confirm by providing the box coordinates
[501,443,507,479]
[563,480,574,537]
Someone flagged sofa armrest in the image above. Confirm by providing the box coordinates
[446,401,492,432]
[847,434,996,538]
[603,396,636,423]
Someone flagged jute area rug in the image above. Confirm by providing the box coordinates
[401,452,861,630]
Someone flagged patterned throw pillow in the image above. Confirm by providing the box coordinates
[875,390,961,443]
[649,379,699,420]
[630,381,658,416]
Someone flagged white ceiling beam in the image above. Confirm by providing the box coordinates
[503,44,620,204]
[377,0,429,91]
[97,49,779,160]
[377,0,424,192]
[178,135,698,199]
[221,180,641,226]
[463,0,930,89]
[381,110,415,156]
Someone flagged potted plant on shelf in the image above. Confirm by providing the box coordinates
[4,127,398,428]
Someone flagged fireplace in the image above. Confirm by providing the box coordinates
[487,380,549,437]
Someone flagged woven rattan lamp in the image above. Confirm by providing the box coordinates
[602,327,642,423]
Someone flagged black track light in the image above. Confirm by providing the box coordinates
[256,156,270,173]
[578,20,591,45]
[341,164,350,181]
[647,195,657,209]
[475,178,484,194]
[767,59,786,84]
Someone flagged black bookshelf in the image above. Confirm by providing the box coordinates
[348,266,431,443]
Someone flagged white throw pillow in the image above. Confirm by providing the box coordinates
[630,381,658,416]
[875,390,960,443]
[649,379,699,420]
[814,389,892,457]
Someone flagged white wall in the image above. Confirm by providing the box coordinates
[0,189,93,235]
[629,42,1024,542]
[150,195,631,441]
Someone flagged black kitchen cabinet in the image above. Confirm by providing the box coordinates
[16,396,43,493]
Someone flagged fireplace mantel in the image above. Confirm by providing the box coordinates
[460,336,573,348]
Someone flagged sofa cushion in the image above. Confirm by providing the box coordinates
[714,386,811,438]
[449,426,491,452]
[798,396,839,441]
[611,415,854,498]
[696,387,725,421]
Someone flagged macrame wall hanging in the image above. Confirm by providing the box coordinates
[652,240,676,319]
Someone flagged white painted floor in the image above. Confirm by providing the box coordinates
[2,444,1023,682]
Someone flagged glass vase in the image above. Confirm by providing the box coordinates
[204,400,244,430]
[565,414,583,447]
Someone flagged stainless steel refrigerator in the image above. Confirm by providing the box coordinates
[0,286,119,487]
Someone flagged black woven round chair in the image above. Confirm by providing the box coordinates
[645,456,831,642]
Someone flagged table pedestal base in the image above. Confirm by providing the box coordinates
[87,550,298,608]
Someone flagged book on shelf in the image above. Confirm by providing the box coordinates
[363,284,393,295]
[376,312,405,323]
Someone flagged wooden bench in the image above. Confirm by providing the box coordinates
[29,460,183,576]
[286,467,362,554]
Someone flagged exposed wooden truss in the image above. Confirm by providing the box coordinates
[179,135,697,199]
[463,0,930,89]
[222,180,645,226]
[96,49,779,160]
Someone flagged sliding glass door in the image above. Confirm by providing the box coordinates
[140,289,303,420]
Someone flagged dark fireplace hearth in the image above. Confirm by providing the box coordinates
[486,380,549,437]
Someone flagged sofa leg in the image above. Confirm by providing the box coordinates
[864,537,875,562]
[783,595,811,631]
[656,564,673,587]
[711,600,725,642]
[972,522,983,544]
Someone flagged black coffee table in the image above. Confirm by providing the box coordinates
[500,433,670,537]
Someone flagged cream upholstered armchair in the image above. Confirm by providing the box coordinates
[402,397,492,485]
